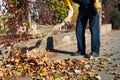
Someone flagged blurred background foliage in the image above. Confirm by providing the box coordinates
[0,0,28,34]
[110,8,120,30]
[0,0,79,34]
[48,0,68,24]
[102,0,120,29]
[0,0,120,34]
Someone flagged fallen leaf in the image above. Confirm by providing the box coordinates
[74,69,81,74]
[0,71,4,77]
[16,71,22,77]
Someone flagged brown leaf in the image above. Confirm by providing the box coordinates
[9,56,15,62]
[103,52,109,56]
[81,58,88,64]
[28,69,34,76]
[16,49,22,56]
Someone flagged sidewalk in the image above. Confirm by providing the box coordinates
[0,30,120,80]
[47,30,120,80]
[48,30,120,60]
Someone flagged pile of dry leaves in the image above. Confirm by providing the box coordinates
[0,48,120,80]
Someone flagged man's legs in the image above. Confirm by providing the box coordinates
[89,13,100,55]
[75,14,88,55]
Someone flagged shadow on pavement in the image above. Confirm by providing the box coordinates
[21,40,41,53]
[46,36,74,55]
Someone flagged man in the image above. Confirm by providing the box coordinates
[64,0,102,57]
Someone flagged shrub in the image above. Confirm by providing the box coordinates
[48,0,79,25]
[48,0,68,24]
[110,8,120,30]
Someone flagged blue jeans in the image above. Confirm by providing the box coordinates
[76,10,100,54]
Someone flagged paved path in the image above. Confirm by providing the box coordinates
[1,30,120,80]
[49,30,120,60]
[47,30,120,80]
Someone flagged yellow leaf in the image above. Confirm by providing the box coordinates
[0,71,4,77]
[16,71,22,77]
[40,68,47,76]
[54,73,61,78]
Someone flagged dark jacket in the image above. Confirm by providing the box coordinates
[73,0,96,13]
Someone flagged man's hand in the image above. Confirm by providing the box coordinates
[94,2,102,9]
[64,16,71,24]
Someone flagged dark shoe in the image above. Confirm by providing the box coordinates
[89,52,99,57]
[84,54,91,58]
[72,51,85,56]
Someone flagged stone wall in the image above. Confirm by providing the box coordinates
[12,24,112,52]
[0,24,112,54]
[49,24,112,49]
